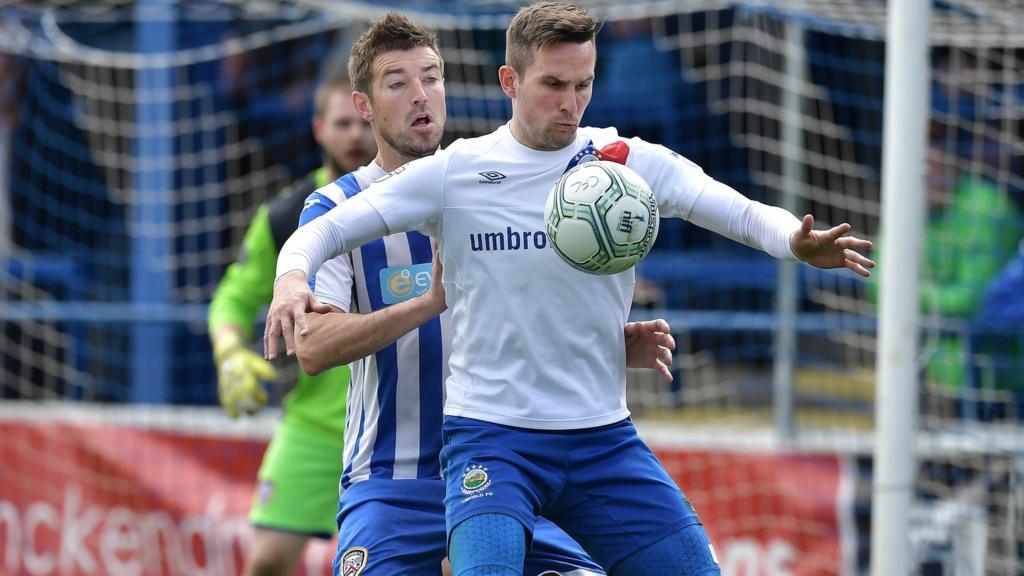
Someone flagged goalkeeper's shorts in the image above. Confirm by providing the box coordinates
[333,479,604,576]
[440,416,707,572]
[249,423,343,538]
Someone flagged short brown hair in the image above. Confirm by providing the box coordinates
[505,2,600,74]
[313,76,352,118]
[348,12,443,95]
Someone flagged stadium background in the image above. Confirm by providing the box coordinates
[0,0,1021,574]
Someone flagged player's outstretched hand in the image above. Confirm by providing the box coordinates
[790,214,875,277]
[624,319,676,382]
[264,270,331,359]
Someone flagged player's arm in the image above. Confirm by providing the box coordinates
[265,194,391,359]
[296,245,447,375]
[210,205,278,336]
[294,253,674,379]
[626,138,874,275]
[208,205,279,417]
[266,156,445,359]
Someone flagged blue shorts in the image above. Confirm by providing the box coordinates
[440,417,703,570]
[333,479,604,575]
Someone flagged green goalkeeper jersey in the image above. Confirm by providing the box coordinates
[209,168,348,441]
[868,176,1021,389]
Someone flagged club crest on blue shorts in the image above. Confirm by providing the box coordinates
[340,546,368,576]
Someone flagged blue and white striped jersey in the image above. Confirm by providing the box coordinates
[299,163,451,491]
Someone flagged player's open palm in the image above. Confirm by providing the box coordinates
[790,214,875,277]
[624,319,676,382]
[264,270,332,359]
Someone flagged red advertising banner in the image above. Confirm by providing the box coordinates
[0,420,849,575]
[0,420,336,576]
[656,448,851,576]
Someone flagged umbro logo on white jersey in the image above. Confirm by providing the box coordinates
[469,227,548,252]
[477,171,506,184]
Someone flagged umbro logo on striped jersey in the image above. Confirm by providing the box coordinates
[477,171,506,184]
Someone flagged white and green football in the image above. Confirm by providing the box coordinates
[544,160,659,275]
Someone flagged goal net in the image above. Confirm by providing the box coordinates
[620,1,1023,574]
[1,1,1021,574]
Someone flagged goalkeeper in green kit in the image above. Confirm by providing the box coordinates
[208,76,375,576]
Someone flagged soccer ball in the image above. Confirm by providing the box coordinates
[544,160,660,275]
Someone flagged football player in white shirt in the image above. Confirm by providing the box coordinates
[286,12,672,576]
[267,3,874,575]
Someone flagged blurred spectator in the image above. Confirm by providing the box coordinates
[973,240,1024,394]
[868,144,1022,392]
[218,34,322,180]
[632,276,665,310]
[977,240,1024,326]
[588,19,688,152]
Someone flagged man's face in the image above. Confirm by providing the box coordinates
[511,41,595,151]
[365,46,446,159]
[315,90,375,176]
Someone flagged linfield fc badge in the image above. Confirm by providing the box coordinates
[461,464,491,494]
[341,547,368,576]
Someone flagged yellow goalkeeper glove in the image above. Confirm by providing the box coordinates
[212,330,275,418]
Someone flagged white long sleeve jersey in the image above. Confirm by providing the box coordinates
[279,124,800,430]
